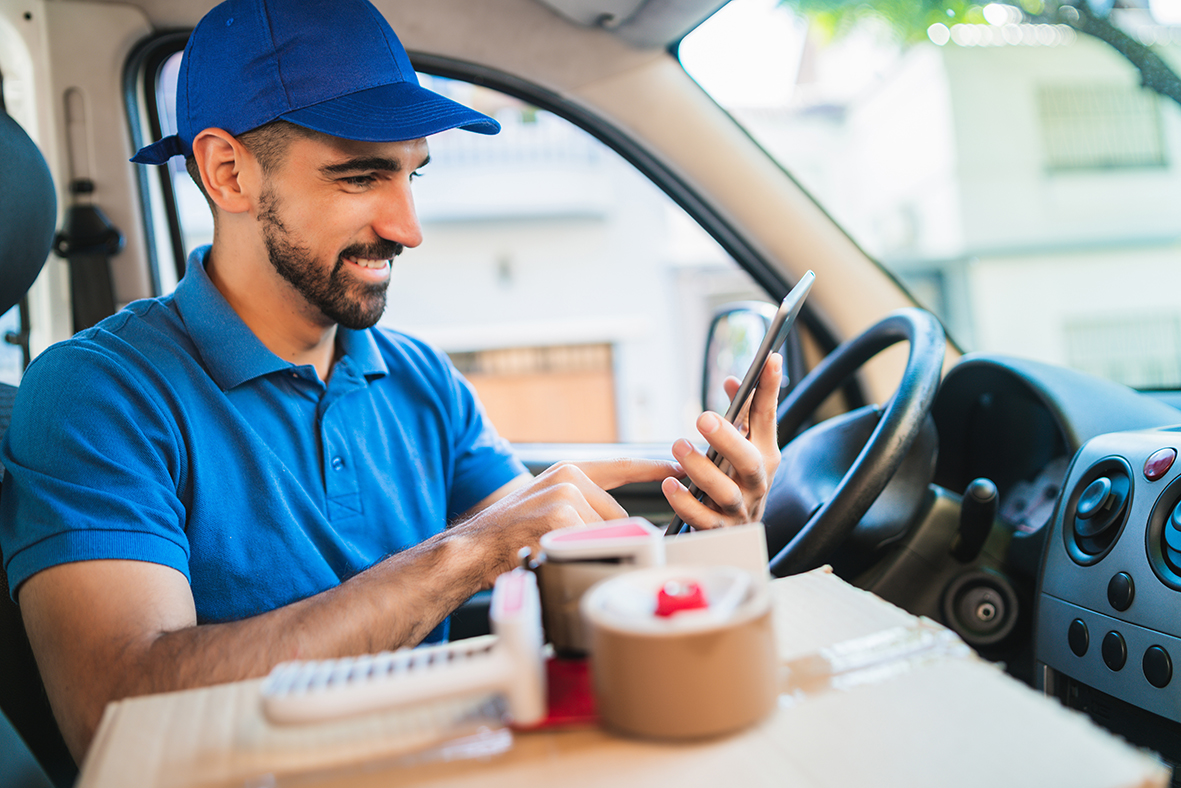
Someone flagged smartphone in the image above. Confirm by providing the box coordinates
[665,270,815,536]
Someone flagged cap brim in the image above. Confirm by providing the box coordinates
[280,81,500,142]
[131,82,498,165]
[131,134,189,165]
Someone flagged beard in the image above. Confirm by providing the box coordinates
[257,185,402,330]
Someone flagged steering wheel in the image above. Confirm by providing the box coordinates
[766,308,945,577]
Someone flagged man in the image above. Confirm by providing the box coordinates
[0,0,782,762]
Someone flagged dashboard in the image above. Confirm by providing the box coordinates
[929,354,1181,769]
[1038,426,1181,767]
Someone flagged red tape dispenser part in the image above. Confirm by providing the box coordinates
[655,579,708,617]
[530,656,598,729]
[539,517,665,565]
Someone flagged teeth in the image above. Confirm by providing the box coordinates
[348,258,389,270]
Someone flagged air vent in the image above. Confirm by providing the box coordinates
[1162,503,1181,574]
[1063,457,1134,565]
[1145,476,1181,591]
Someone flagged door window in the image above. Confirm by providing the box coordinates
[145,52,770,444]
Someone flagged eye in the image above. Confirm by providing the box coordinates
[410,169,424,181]
[340,174,377,189]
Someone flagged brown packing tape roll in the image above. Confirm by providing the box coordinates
[590,607,778,739]
[582,566,778,740]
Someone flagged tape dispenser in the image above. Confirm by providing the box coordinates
[260,568,546,727]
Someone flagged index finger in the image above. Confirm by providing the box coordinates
[535,461,654,523]
[568,457,683,491]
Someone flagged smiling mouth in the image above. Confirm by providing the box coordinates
[344,256,390,271]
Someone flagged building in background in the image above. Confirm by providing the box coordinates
[707,4,1181,388]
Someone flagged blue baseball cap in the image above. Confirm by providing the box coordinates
[132,0,500,164]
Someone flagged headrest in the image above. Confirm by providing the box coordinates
[0,111,56,316]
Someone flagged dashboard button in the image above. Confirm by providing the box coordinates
[1144,646,1173,689]
[1145,448,1177,481]
[1107,572,1135,612]
[1102,631,1127,671]
[1068,619,1089,657]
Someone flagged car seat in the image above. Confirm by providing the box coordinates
[0,107,77,787]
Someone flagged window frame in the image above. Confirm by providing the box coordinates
[124,30,191,295]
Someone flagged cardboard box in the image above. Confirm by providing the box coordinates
[77,568,1169,788]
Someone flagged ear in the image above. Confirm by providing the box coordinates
[191,128,259,215]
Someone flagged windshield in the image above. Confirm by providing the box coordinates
[681,0,1181,390]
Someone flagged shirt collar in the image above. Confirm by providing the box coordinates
[337,326,389,380]
[174,246,388,390]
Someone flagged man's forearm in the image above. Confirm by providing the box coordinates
[21,528,486,761]
[137,528,484,688]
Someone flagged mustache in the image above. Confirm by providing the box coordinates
[339,240,404,262]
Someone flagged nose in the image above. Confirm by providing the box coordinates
[373,179,423,249]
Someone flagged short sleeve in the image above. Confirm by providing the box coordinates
[0,341,189,599]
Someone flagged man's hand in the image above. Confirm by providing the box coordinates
[661,353,783,529]
[454,458,681,585]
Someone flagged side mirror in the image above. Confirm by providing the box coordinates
[702,301,783,415]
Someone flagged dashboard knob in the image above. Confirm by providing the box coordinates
[1073,473,1129,543]
[1068,464,1132,560]
[1077,476,1112,519]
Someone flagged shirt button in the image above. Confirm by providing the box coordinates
[331,457,345,471]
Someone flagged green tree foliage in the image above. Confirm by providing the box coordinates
[790,0,990,44]
[783,0,1181,106]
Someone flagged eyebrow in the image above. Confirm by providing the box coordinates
[320,154,431,176]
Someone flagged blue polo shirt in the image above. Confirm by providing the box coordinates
[0,247,525,639]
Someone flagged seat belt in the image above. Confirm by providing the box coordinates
[52,177,122,333]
